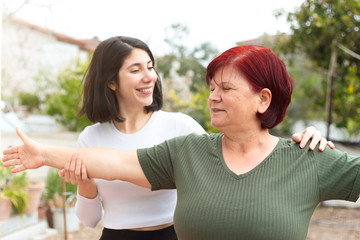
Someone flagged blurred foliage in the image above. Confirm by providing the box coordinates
[0,161,29,215]
[157,23,218,92]
[164,85,219,134]
[44,168,77,203]
[275,0,360,136]
[157,23,220,133]
[42,58,92,132]
[18,92,41,112]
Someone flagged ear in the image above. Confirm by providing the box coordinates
[257,88,272,114]
[108,81,117,91]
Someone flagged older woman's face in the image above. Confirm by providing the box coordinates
[208,65,260,132]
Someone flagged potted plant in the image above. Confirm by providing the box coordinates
[0,160,29,220]
[43,168,79,232]
[24,180,45,216]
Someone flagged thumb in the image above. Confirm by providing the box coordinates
[58,169,65,177]
[16,127,29,143]
[292,133,301,142]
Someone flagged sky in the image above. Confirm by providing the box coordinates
[4,0,305,56]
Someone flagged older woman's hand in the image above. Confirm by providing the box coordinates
[2,128,46,173]
[291,126,335,151]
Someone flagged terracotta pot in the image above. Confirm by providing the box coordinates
[46,206,54,228]
[0,196,12,221]
[38,203,49,220]
[24,181,45,215]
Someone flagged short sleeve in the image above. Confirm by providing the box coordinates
[314,147,360,202]
[137,138,182,191]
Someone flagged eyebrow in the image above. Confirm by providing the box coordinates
[126,60,153,69]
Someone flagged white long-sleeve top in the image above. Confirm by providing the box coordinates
[75,111,206,229]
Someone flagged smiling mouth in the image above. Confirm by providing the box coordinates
[137,88,152,93]
[212,108,224,113]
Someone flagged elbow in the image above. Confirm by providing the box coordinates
[76,212,101,228]
[82,221,99,228]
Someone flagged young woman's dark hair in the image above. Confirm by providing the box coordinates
[79,36,163,123]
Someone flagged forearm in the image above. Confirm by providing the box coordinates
[78,181,98,199]
[43,146,124,179]
[42,146,149,187]
[76,193,103,228]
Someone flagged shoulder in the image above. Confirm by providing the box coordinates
[167,132,219,148]
[156,110,194,122]
[275,137,357,164]
[78,122,112,144]
[79,122,105,137]
[155,111,206,135]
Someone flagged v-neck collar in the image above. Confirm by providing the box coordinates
[216,134,285,179]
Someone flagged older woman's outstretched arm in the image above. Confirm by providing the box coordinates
[2,128,150,188]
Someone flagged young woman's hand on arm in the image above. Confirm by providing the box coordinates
[58,154,104,228]
[291,126,335,151]
[58,154,98,198]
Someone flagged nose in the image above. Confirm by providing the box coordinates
[143,68,156,83]
[208,88,221,102]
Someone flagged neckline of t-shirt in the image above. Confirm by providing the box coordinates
[216,134,285,179]
[109,110,160,136]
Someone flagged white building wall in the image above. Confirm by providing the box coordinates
[1,19,90,99]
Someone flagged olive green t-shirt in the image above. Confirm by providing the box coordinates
[137,133,360,240]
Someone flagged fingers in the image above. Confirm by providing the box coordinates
[69,155,77,184]
[3,146,20,155]
[64,155,72,183]
[327,141,335,149]
[2,159,22,167]
[299,126,316,148]
[58,169,65,177]
[63,154,87,185]
[291,133,302,143]
[81,164,89,183]
[16,127,29,144]
[296,126,335,151]
[308,130,321,150]
[2,152,20,162]
[11,165,27,173]
[75,157,82,181]
[317,139,335,151]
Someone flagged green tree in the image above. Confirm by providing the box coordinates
[43,58,92,132]
[278,0,360,137]
[157,23,218,92]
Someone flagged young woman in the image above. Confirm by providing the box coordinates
[63,36,206,240]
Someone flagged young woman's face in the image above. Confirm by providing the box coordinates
[110,48,157,111]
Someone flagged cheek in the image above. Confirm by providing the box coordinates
[151,72,158,82]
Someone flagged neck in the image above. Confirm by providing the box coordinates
[221,128,279,175]
[222,128,276,154]
[113,107,153,134]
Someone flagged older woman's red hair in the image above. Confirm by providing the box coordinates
[206,45,294,129]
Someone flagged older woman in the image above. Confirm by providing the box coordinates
[3,45,356,240]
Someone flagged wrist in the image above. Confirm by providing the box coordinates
[79,180,98,199]
[41,145,49,167]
